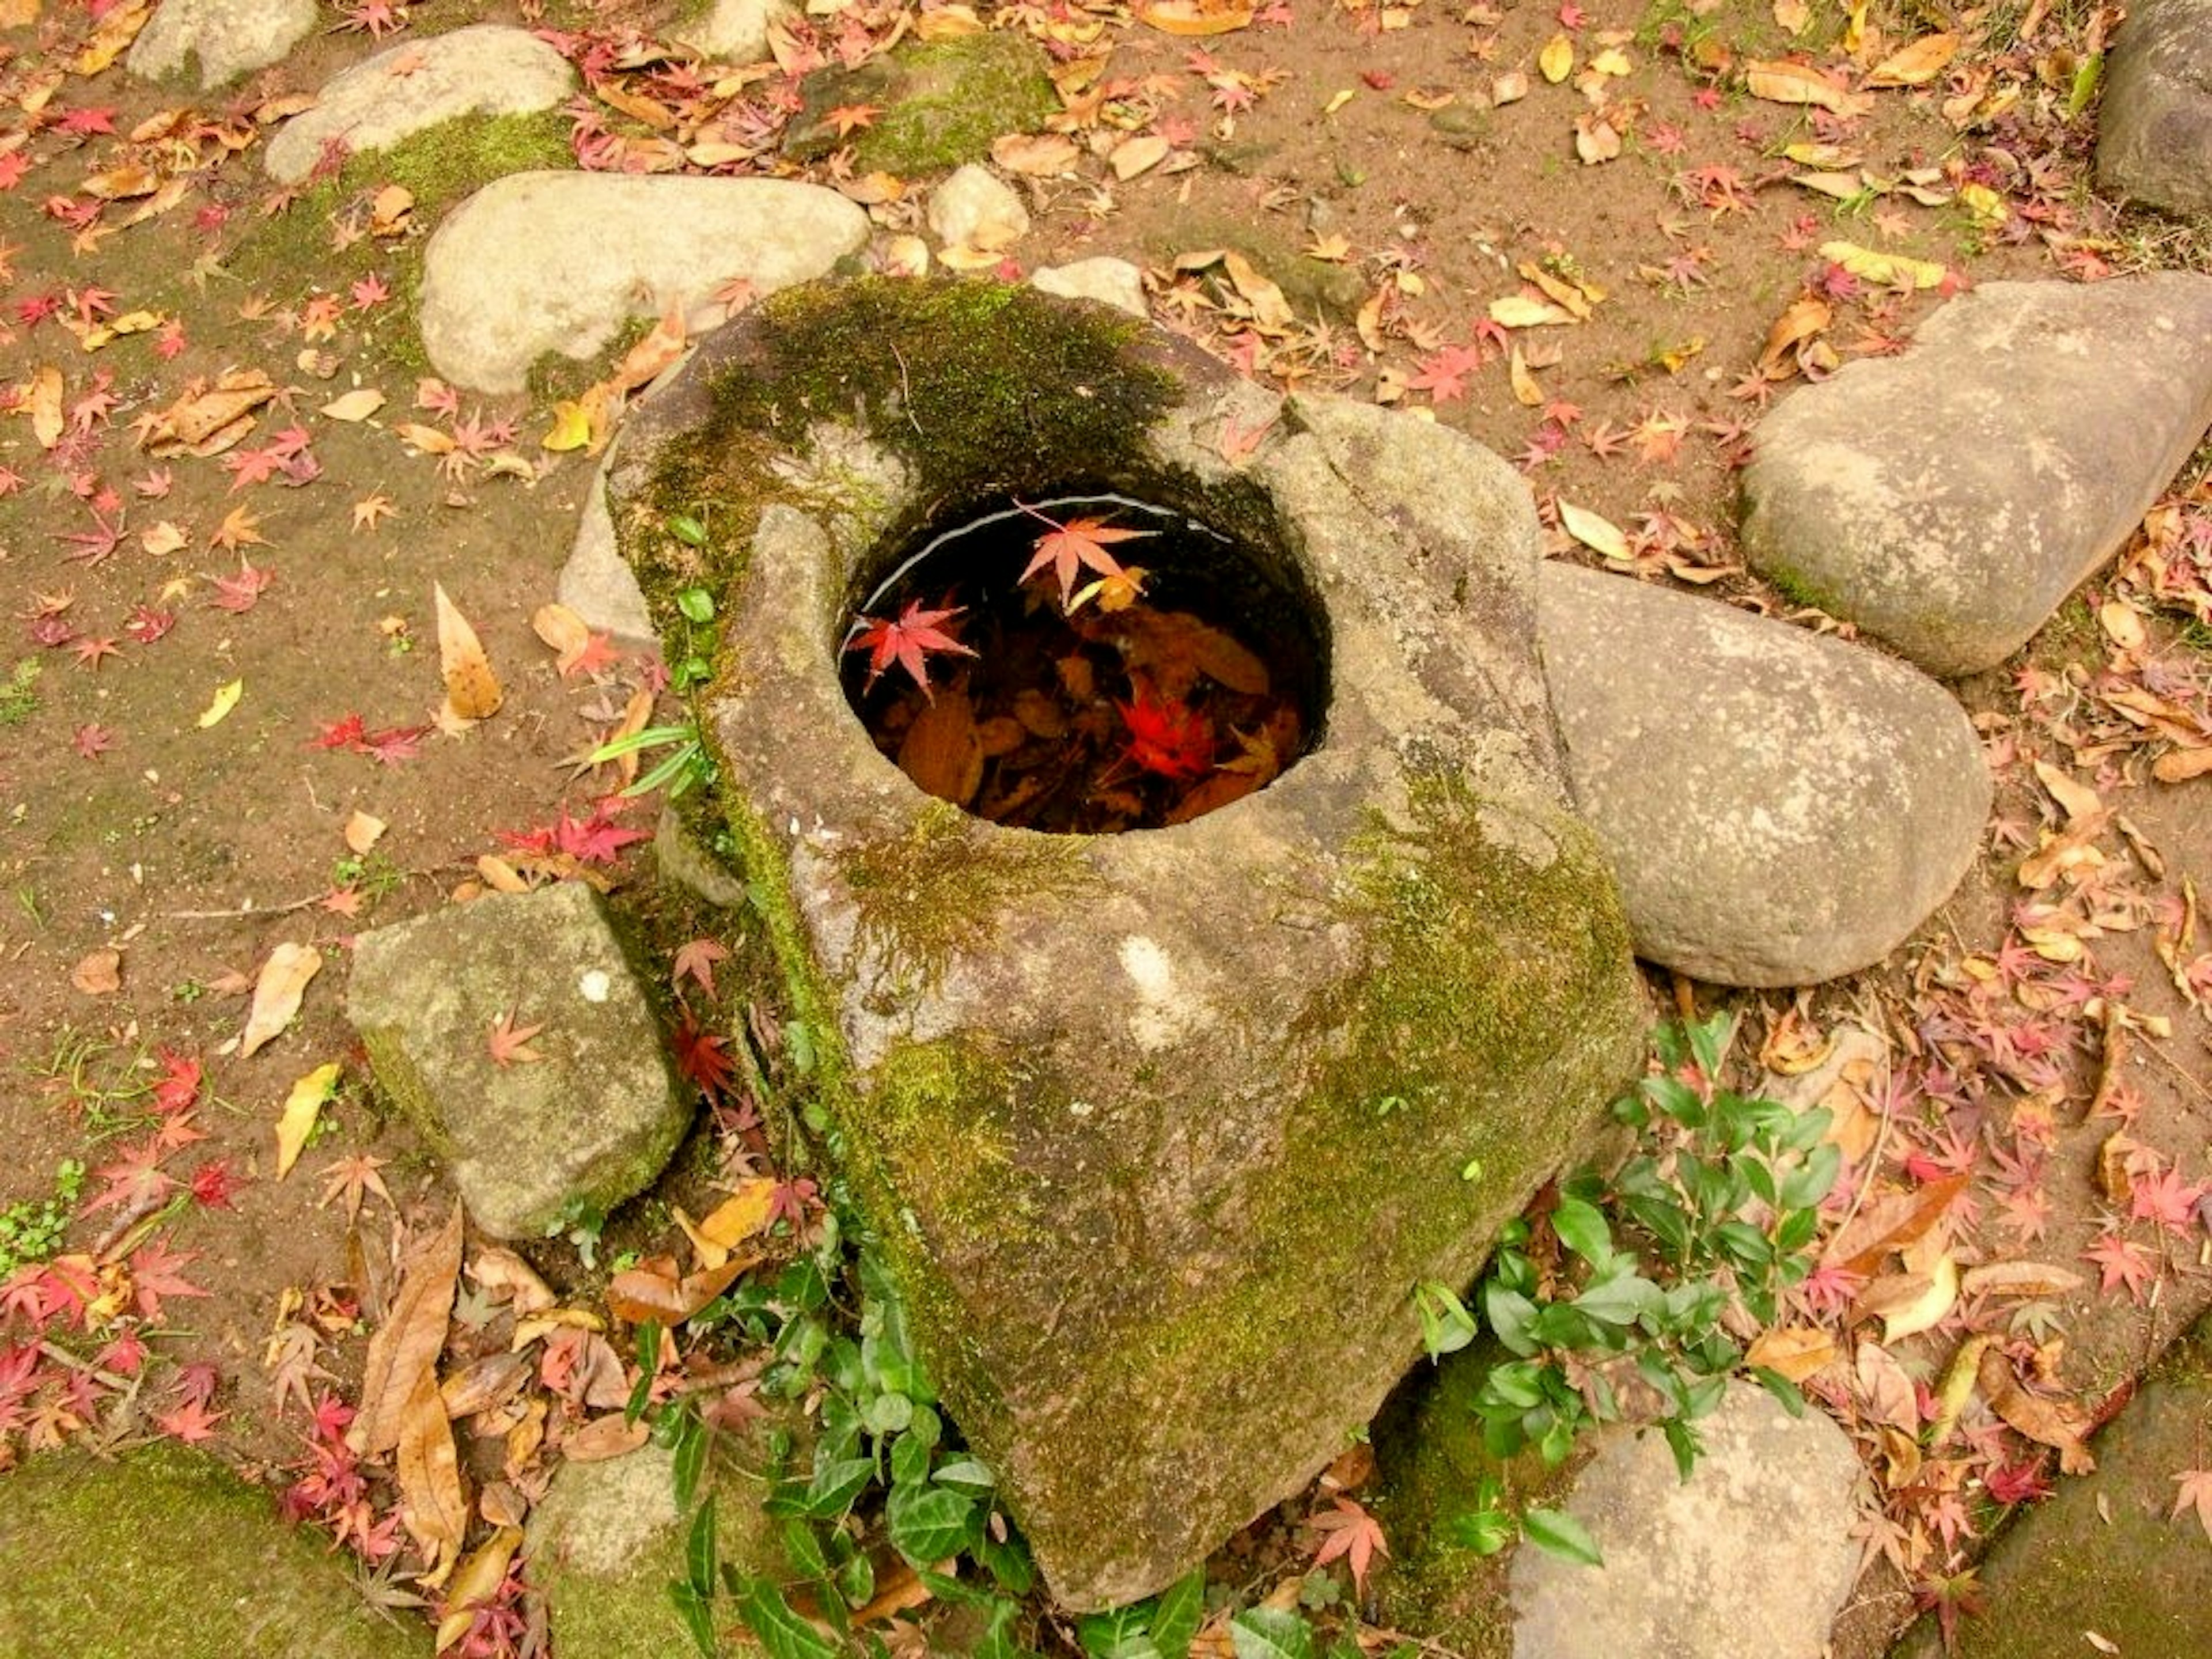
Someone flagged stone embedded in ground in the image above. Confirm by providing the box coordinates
[2096,0,2212,216]
[653,804,749,910]
[605,278,1646,1607]
[1537,564,1989,987]
[1741,274,2212,678]
[781,31,1058,173]
[262,25,575,185]
[1139,204,1369,323]
[0,1445,429,1658]
[668,0,790,64]
[558,460,657,649]
[527,1438,785,1659]
[927,164,1030,252]
[345,881,691,1239]
[1889,1312,2212,1659]
[126,0,317,87]
[1031,257,1149,318]
[1509,1382,1865,1659]
[416,173,869,394]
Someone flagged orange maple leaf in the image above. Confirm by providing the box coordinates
[1014,502,1156,610]
[825,103,881,138]
[1310,1495,1388,1590]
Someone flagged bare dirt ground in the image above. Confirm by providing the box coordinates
[2,1,2210,1654]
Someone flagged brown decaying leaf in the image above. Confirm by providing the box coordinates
[1853,1340,1919,1433]
[1978,1346,2096,1475]
[563,1413,651,1461]
[71,948,122,995]
[605,1252,756,1327]
[350,1208,464,1457]
[1745,1325,1837,1382]
[435,1526,523,1653]
[1823,1172,1968,1278]
[397,1362,467,1584]
[531,603,593,673]
[897,686,984,806]
[238,941,322,1058]
[343,810,388,855]
[434,582,503,722]
[1960,1261,2086,1299]
[468,1246,555,1314]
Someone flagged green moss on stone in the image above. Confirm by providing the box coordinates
[784,33,1059,173]
[0,1445,430,1658]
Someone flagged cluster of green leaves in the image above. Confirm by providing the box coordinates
[593,722,715,801]
[0,658,39,726]
[0,1159,85,1278]
[1421,1015,1838,1565]
[662,524,720,695]
[663,1218,1034,1659]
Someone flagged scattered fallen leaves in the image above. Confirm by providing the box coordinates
[238,941,322,1058]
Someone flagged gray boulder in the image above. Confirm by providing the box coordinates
[417,173,869,393]
[1032,257,1149,318]
[263,25,575,185]
[346,881,691,1238]
[2096,0,2212,215]
[1741,275,2212,676]
[668,0,790,63]
[558,461,657,650]
[1539,564,1988,986]
[126,0,316,87]
[1509,1383,1865,1659]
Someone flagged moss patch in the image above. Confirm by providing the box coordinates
[782,33,1059,173]
[225,112,570,372]
[0,1444,430,1658]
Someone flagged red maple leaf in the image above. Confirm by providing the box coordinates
[1310,1496,1389,1590]
[83,1138,177,1217]
[72,635,119,669]
[73,723,114,759]
[311,713,369,751]
[1984,1459,2052,1507]
[189,1159,245,1210]
[845,597,976,698]
[671,938,730,1001]
[124,605,176,645]
[359,722,430,764]
[2082,1229,2157,1302]
[2129,1163,2208,1237]
[1408,342,1487,404]
[560,631,622,679]
[671,1010,738,1101]
[130,1240,209,1320]
[1015,505,1154,609]
[487,1008,547,1068]
[151,1050,202,1115]
[1120,690,1215,781]
[209,562,274,613]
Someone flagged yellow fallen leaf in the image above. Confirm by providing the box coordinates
[1559,501,1632,563]
[1110,132,1171,179]
[1819,240,1948,289]
[1491,70,1530,105]
[434,581,502,722]
[28,365,65,448]
[539,400,593,453]
[1745,60,1875,118]
[1865,33,1958,88]
[1134,0,1255,34]
[1489,295,1579,328]
[435,1527,524,1654]
[196,678,243,728]
[275,1062,342,1178]
[1958,181,2008,225]
[344,810,388,855]
[1509,344,1544,407]
[241,941,322,1059]
[1539,32,1574,83]
[1574,113,1622,165]
[141,521,188,557]
[1590,47,1633,77]
[1772,0,1810,34]
[1322,89,1356,116]
[320,387,386,422]
[1745,1326,1838,1382]
[1878,1250,1958,1343]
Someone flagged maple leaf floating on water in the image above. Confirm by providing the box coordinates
[1014,502,1156,610]
[844,597,976,697]
[1120,688,1217,780]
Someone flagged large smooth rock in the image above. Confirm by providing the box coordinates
[0,1445,429,1658]
[1538,565,1989,986]
[417,173,869,393]
[263,25,575,185]
[126,0,316,87]
[2096,0,2212,215]
[346,882,691,1238]
[1510,1384,1865,1659]
[606,279,1646,1607]
[1741,275,2212,676]
[669,0,790,63]
[1890,1312,2212,1658]
[1032,257,1149,319]
[781,32,1058,172]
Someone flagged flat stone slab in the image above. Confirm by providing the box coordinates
[1511,1382,1864,1659]
[558,460,657,649]
[2096,0,2212,215]
[417,172,869,393]
[1889,1313,2212,1659]
[263,25,575,185]
[127,0,316,87]
[346,881,691,1238]
[1741,275,2212,677]
[0,1445,429,1658]
[1033,257,1149,318]
[1538,565,1989,986]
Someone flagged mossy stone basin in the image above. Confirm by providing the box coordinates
[605,278,1644,1608]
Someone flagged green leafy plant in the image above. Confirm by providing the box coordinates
[0,1159,85,1278]
[0,658,39,726]
[1418,1013,1838,1560]
[591,721,715,800]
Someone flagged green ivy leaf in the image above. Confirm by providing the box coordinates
[669,1580,719,1658]
[886,1482,977,1567]
[931,1457,997,1498]
[1483,1283,1539,1357]
[725,1570,841,1659]
[673,1410,711,1513]
[1522,1507,1604,1567]
[1446,1502,1516,1555]
[1230,1605,1315,1659]
[684,1496,718,1599]
[1550,1197,1612,1265]
[1150,1569,1207,1659]
[1414,1280,1478,1358]
[1078,1605,1162,1659]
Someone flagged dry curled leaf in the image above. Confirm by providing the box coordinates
[1978,1345,2096,1475]
[397,1362,467,1586]
[434,581,503,723]
[238,941,321,1058]
[351,1208,464,1457]
[70,948,122,995]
